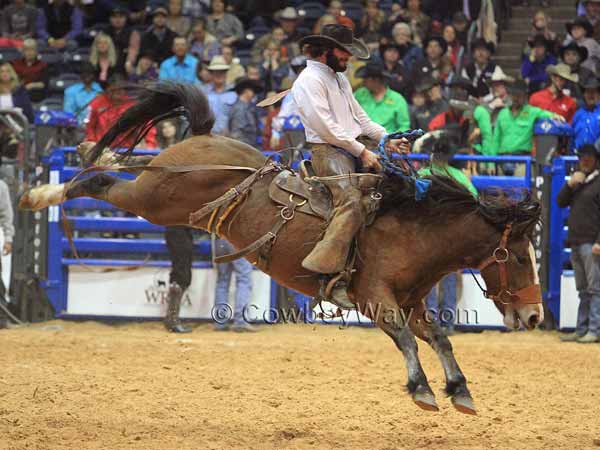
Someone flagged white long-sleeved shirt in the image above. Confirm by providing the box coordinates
[0,180,14,244]
[291,60,386,157]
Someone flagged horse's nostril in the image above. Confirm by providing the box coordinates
[528,314,540,329]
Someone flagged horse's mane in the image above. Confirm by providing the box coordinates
[379,172,541,237]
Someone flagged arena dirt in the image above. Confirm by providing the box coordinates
[1,321,599,450]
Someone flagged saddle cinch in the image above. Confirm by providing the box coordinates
[268,160,383,223]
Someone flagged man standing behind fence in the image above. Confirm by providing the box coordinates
[556,143,600,343]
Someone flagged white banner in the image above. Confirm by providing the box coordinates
[66,266,272,319]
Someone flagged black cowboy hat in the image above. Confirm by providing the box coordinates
[471,38,495,54]
[576,143,600,157]
[299,24,370,59]
[528,34,552,50]
[110,5,129,16]
[448,77,477,98]
[423,35,448,55]
[508,79,529,95]
[355,62,390,80]
[559,41,589,62]
[415,76,438,93]
[580,77,600,90]
[566,17,594,37]
[232,77,263,94]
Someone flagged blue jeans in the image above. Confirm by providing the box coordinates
[570,243,600,336]
[214,240,253,326]
[426,273,458,330]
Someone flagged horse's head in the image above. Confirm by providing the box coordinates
[478,220,543,330]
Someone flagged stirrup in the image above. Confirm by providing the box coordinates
[317,274,354,310]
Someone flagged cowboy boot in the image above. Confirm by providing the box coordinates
[164,282,191,333]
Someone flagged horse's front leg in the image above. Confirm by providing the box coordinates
[366,288,438,412]
[409,300,476,415]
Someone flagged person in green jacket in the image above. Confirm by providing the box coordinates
[354,62,411,133]
[491,79,560,175]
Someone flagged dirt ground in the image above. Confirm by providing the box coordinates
[0,321,599,450]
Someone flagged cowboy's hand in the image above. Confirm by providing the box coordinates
[3,242,11,255]
[360,149,382,172]
[385,138,410,154]
[593,243,600,256]
[568,171,586,188]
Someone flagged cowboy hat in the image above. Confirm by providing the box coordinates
[507,79,529,95]
[559,42,589,62]
[423,35,448,55]
[566,17,594,37]
[207,55,230,71]
[232,77,263,94]
[488,65,515,83]
[355,62,391,80]
[275,6,299,21]
[415,76,437,93]
[580,77,600,90]
[546,63,579,83]
[151,6,168,16]
[471,38,495,54]
[299,24,370,59]
[448,77,477,98]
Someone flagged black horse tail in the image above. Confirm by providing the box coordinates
[88,82,215,163]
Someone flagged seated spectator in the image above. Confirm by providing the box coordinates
[129,50,159,83]
[572,78,600,150]
[140,7,178,64]
[397,0,430,46]
[166,0,192,37]
[206,0,244,47]
[492,80,556,174]
[156,119,179,148]
[564,17,600,73]
[461,38,497,100]
[188,17,221,62]
[379,43,411,99]
[63,62,103,126]
[582,0,600,40]
[276,7,305,59]
[259,40,290,92]
[1,0,38,42]
[412,36,453,86]
[36,0,83,50]
[443,24,465,73]
[524,11,559,58]
[105,6,140,76]
[127,2,148,29]
[182,0,209,18]
[521,34,557,93]
[388,23,423,73]
[328,0,343,19]
[354,62,410,133]
[195,61,212,90]
[313,15,338,35]
[451,12,470,47]
[86,74,156,147]
[90,33,118,89]
[530,64,578,123]
[410,77,448,130]
[559,42,594,99]
[159,37,198,84]
[245,63,261,81]
[229,77,262,147]
[0,62,33,123]
[11,39,48,103]
[359,0,385,49]
[205,55,237,135]
[251,26,287,64]
[222,45,245,86]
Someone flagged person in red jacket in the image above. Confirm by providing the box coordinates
[529,63,578,123]
[85,74,157,148]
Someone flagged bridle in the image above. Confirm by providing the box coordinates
[470,222,542,306]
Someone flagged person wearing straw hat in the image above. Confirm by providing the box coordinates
[484,65,514,121]
[291,24,408,308]
[205,54,237,135]
[572,78,600,151]
[529,63,578,123]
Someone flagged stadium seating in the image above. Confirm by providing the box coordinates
[49,73,82,95]
[0,47,21,63]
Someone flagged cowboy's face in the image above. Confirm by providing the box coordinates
[511,91,527,109]
[364,76,384,94]
[583,87,599,107]
[579,153,598,174]
[533,44,547,60]
[551,74,567,91]
[153,12,167,27]
[173,37,188,57]
[211,70,227,86]
[329,47,351,72]
[491,81,507,98]
[563,49,580,66]
[280,18,296,34]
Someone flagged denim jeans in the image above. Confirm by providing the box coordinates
[426,273,457,330]
[214,240,253,326]
[570,243,600,336]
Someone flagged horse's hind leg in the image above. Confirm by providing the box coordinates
[367,289,438,412]
[409,301,476,415]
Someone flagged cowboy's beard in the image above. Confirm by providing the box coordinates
[326,50,347,72]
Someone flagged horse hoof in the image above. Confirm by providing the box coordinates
[18,184,65,211]
[413,390,439,412]
[452,395,477,415]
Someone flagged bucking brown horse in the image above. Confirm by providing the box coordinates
[19,83,544,415]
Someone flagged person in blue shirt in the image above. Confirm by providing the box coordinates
[204,55,237,135]
[63,62,103,126]
[572,78,600,151]
[521,34,557,93]
[159,37,199,84]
